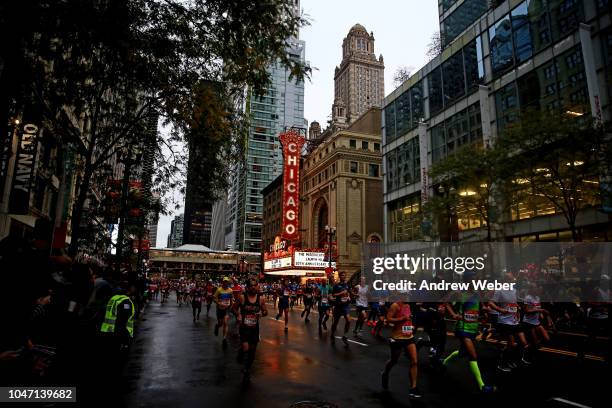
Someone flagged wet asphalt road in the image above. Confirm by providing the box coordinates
[111,296,608,408]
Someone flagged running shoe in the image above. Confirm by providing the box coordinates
[408,387,423,398]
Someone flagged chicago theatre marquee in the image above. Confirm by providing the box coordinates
[262,130,335,279]
[262,110,384,278]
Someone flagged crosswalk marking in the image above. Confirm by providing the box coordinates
[550,397,592,408]
[335,336,368,347]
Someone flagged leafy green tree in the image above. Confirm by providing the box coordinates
[426,143,515,242]
[1,0,311,256]
[498,111,607,241]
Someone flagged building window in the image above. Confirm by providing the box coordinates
[362,141,369,150]
[368,164,379,177]
[442,49,466,105]
[428,67,444,115]
[395,88,411,137]
[386,136,420,191]
[495,82,519,129]
[489,13,514,75]
[374,143,380,151]
[511,1,533,64]
[441,0,488,46]
[431,102,482,163]
[388,194,421,241]
[350,161,358,173]
[350,139,357,148]
[384,102,397,143]
[464,36,484,92]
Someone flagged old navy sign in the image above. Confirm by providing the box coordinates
[280,130,305,241]
[9,122,40,214]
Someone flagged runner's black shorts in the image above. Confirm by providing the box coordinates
[239,327,260,344]
[278,298,290,310]
[333,304,350,317]
[520,322,541,332]
[303,297,313,306]
[389,337,415,352]
[497,323,523,336]
[356,305,368,314]
[216,307,228,320]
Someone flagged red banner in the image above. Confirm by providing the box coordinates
[279,130,305,242]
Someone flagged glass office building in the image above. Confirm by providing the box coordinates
[226,39,307,252]
[383,0,612,243]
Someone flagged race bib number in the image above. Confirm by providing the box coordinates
[341,296,350,303]
[244,314,257,327]
[463,310,479,322]
[283,290,290,297]
[306,294,312,298]
[401,325,414,335]
[506,304,518,314]
[220,299,230,306]
[379,301,385,306]
[321,298,329,305]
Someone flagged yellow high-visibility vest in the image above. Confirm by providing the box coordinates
[100,294,134,337]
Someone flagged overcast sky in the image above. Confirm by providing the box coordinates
[155,0,439,248]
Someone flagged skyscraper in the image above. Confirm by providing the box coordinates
[334,24,385,124]
[225,12,307,252]
[167,213,184,248]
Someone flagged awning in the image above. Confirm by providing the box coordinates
[265,269,326,277]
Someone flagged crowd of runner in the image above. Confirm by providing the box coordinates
[147,269,609,396]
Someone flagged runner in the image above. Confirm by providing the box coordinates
[380,297,422,398]
[353,277,369,337]
[330,271,351,346]
[317,278,332,333]
[213,277,234,348]
[520,283,550,363]
[234,278,268,382]
[275,278,291,332]
[301,280,315,323]
[372,300,387,339]
[191,281,204,322]
[488,270,528,371]
[443,289,496,393]
[205,280,215,316]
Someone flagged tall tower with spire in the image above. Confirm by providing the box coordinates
[333,24,385,124]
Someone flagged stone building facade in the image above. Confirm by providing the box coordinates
[300,108,384,276]
[334,24,385,124]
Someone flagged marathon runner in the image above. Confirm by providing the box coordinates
[330,271,351,346]
[488,270,528,371]
[191,281,204,322]
[317,278,332,333]
[380,297,422,398]
[372,300,387,339]
[275,278,291,332]
[234,278,268,382]
[353,277,369,336]
[205,280,215,316]
[213,277,234,348]
[443,287,496,393]
[301,280,314,324]
[521,284,550,363]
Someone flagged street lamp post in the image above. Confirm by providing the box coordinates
[325,225,336,268]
